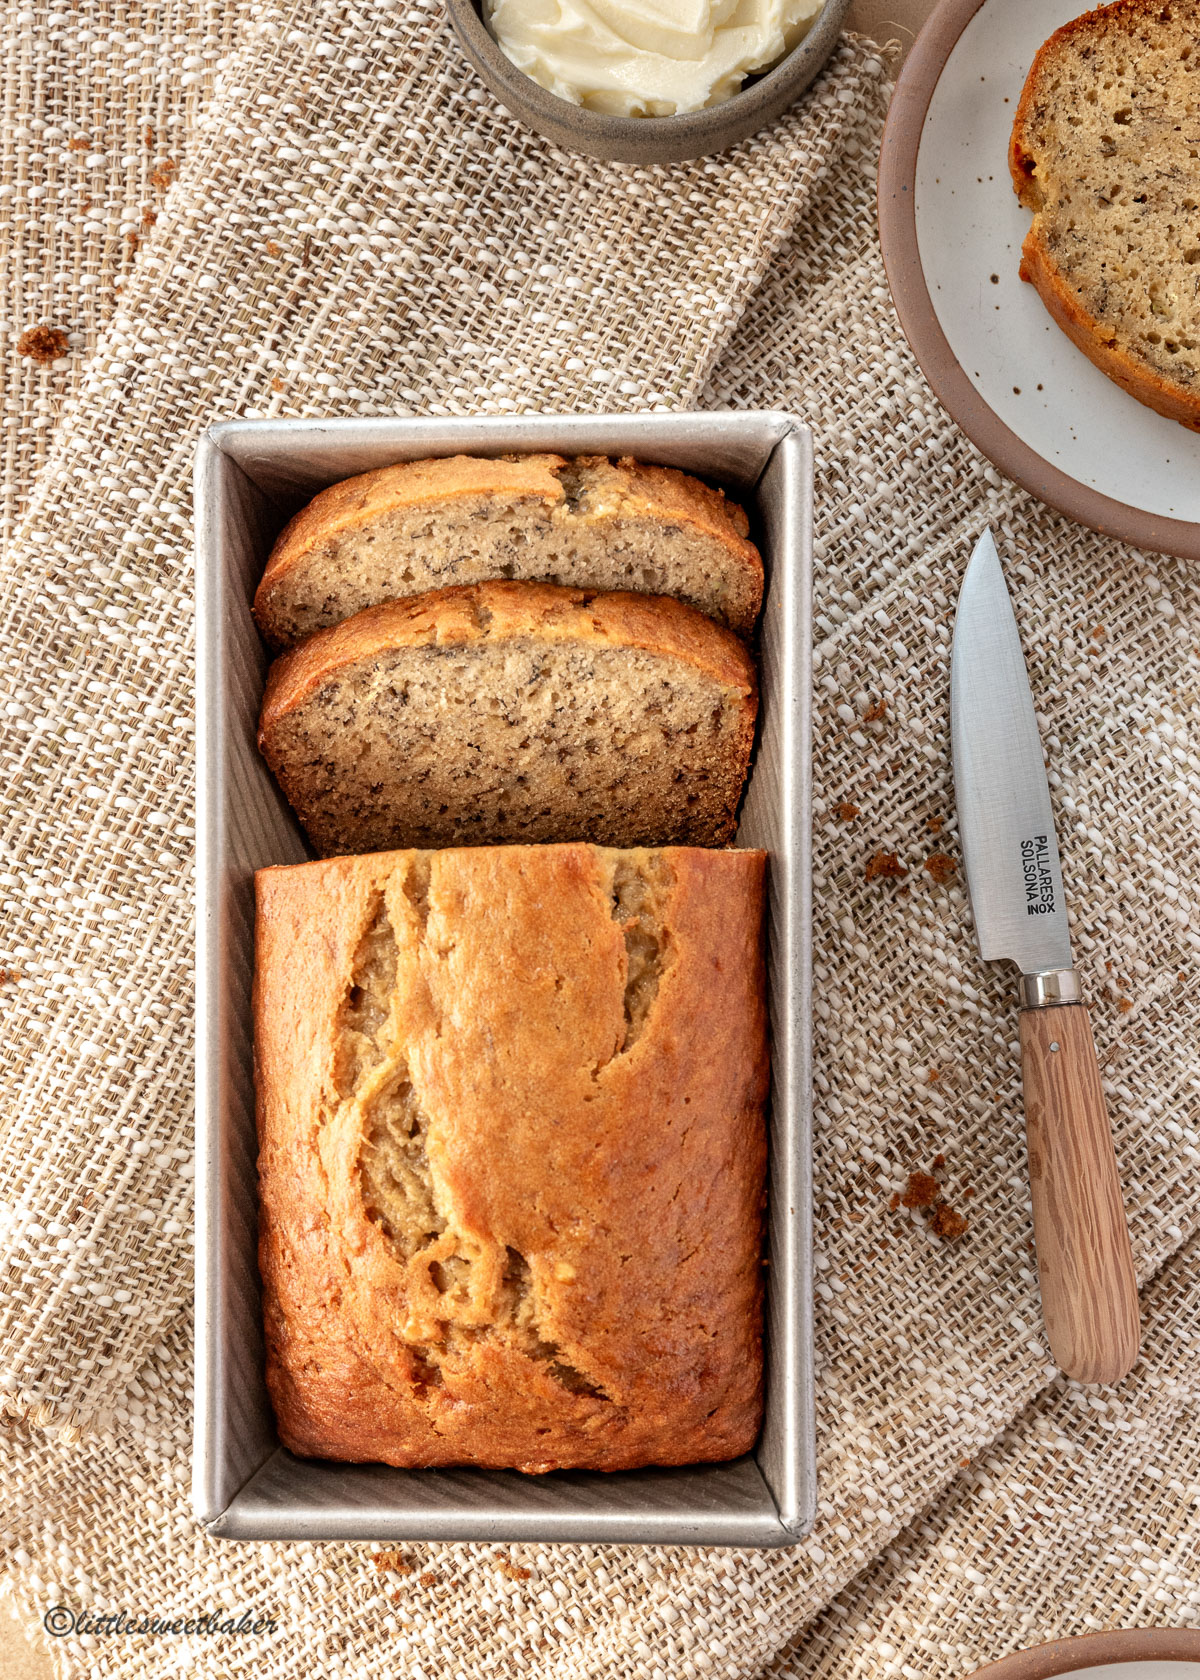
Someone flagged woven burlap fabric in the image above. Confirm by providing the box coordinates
[0,14,886,1434]
[0,0,244,550]
[776,1229,1200,1677]
[2,10,1200,1680]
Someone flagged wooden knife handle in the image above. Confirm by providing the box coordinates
[1019,1002,1140,1384]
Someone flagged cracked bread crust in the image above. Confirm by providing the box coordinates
[258,579,758,856]
[253,452,764,645]
[254,843,768,1472]
[1010,0,1200,430]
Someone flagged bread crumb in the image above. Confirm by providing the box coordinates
[17,325,70,363]
[930,1204,969,1241]
[927,1067,941,1084]
[270,376,285,392]
[265,239,282,255]
[0,968,22,986]
[149,158,177,189]
[888,1192,901,1210]
[495,1558,532,1582]
[862,697,888,723]
[371,1550,415,1574]
[1117,997,1134,1013]
[865,850,906,882]
[901,1171,939,1210]
[924,851,956,884]
[419,1572,438,1589]
[835,801,861,822]
[926,815,944,833]
[894,1162,969,1240]
[1091,623,1106,640]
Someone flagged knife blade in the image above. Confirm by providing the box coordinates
[951,529,1073,979]
[951,530,1139,1384]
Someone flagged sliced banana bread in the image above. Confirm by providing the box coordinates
[1010,0,1200,430]
[253,453,764,646]
[258,580,758,856]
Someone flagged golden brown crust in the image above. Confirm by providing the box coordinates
[1009,0,1200,432]
[1015,231,1200,431]
[586,454,754,545]
[253,453,763,643]
[259,578,758,737]
[254,843,768,1472]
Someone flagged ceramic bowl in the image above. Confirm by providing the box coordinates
[445,0,852,165]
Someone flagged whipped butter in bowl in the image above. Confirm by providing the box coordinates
[484,0,827,118]
[445,0,849,162]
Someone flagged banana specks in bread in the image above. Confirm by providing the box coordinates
[254,453,764,645]
[1010,0,1200,429]
[258,580,758,856]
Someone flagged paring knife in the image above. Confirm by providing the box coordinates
[950,530,1139,1384]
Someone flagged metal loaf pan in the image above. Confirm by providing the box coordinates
[194,411,815,1545]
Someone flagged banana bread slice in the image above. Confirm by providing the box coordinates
[254,843,768,1472]
[258,580,758,856]
[253,453,764,646]
[1010,0,1200,430]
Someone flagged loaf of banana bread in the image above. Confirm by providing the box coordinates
[255,842,768,1473]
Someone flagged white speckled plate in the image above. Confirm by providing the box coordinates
[878,0,1200,559]
[1059,1669,1200,1679]
[965,1630,1200,1680]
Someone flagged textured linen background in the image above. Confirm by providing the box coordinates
[0,0,242,549]
[1,3,1198,1678]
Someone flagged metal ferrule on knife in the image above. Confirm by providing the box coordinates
[1018,968,1083,1009]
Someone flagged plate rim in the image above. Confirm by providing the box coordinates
[966,1628,1200,1680]
[876,0,1200,563]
